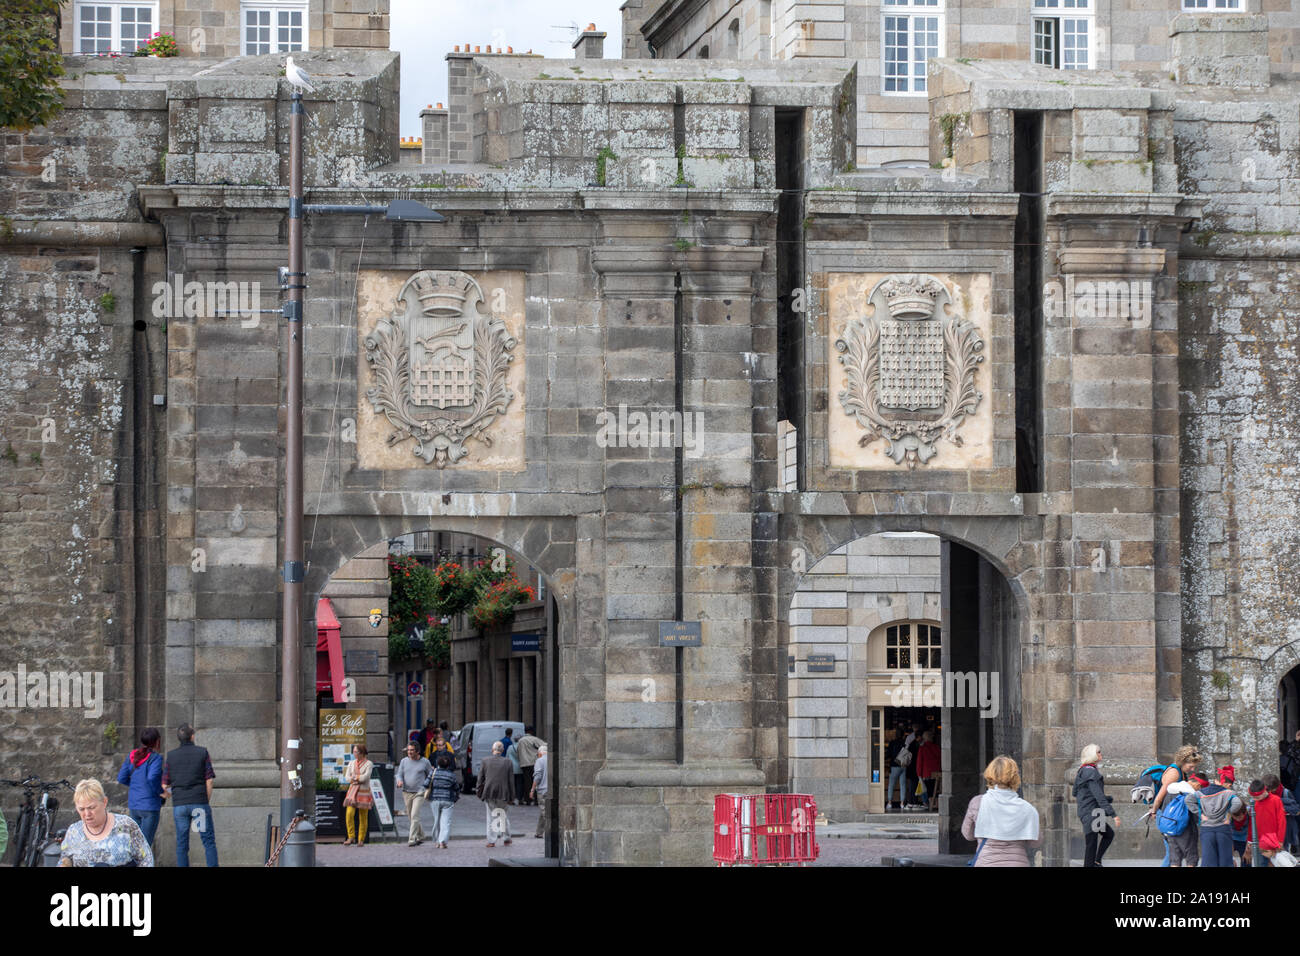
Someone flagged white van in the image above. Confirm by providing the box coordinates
[455,721,525,787]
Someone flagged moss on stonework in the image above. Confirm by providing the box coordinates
[595,146,617,187]
[938,113,968,160]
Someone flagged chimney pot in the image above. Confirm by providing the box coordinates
[507,46,513,53]
[587,23,596,31]
[486,45,492,52]
[437,102,443,109]
[474,45,480,52]
[453,45,459,52]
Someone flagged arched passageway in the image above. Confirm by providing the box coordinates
[310,526,563,864]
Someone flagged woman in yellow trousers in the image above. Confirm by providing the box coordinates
[344,744,374,846]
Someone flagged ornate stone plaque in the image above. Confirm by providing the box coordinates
[834,273,985,469]
[363,270,518,467]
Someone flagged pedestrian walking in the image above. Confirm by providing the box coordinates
[916,730,941,811]
[58,779,153,868]
[884,728,907,811]
[427,728,456,768]
[425,754,461,849]
[1073,743,1119,867]
[343,743,374,847]
[506,737,523,805]
[162,723,218,867]
[515,726,546,806]
[961,755,1041,867]
[116,727,164,848]
[1163,778,1202,868]
[476,741,515,847]
[532,745,549,839]
[1249,776,1287,864]
[1150,744,1202,867]
[395,741,433,847]
[904,724,922,810]
[1184,766,1244,867]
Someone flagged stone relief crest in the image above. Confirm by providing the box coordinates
[834,273,984,468]
[364,270,517,467]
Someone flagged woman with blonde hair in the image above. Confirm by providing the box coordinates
[1152,744,1201,867]
[1074,743,1119,867]
[960,755,1041,867]
[58,779,153,867]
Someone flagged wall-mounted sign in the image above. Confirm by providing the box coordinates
[406,681,424,698]
[345,650,380,673]
[806,654,836,673]
[511,634,541,653]
[659,621,702,646]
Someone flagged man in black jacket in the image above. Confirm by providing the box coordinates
[163,723,218,866]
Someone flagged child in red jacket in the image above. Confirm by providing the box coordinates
[1248,777,1287,865]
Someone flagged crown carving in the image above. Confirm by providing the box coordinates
[410,273,470,316]
[880,274,945,318]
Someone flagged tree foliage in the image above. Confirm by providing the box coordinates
[1,0,66,132]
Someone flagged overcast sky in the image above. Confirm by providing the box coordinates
[392,0,627,139]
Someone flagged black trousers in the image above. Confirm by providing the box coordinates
[522,765,536,804]
[1083,823,1115,867]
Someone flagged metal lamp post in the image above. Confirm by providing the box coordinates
[276,89,443,864]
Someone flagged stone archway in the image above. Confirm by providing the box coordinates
[778,512,1046,860]
[303,513,579,861]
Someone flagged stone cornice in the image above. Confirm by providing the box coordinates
[805,191,1021,218]
[1045,193,1195,221]
[1058,247,1167,276]
[139,185,781,219]
[641,0,712,50]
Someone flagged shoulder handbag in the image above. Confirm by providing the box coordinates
[966,839,987,867]
[343,762,375,809]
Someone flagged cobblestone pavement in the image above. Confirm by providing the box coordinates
[809,837,939,866]
[317,794,545,867]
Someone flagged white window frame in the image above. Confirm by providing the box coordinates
[1031,0,1094,71]
[75,1,159,55]
[241,0,310,56]
[1181,0,1241,9]
[882,0,944,97]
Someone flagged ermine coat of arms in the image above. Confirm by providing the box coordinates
[834,274,985,468]
[364,270,517,467]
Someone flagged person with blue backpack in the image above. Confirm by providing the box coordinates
[1159,778,1200,867]
[1073,744,1119,867]
[1134,744,1202,867]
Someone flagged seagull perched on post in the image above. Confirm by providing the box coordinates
[285,56,315,93]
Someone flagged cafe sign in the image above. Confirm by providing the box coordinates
[320,708,366,782]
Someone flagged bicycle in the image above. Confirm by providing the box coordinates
[3,776,72,866]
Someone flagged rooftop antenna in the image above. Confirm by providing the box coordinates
[548,20,581,45]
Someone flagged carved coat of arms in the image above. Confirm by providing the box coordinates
[364,270,517,467]
[834,274,984,468]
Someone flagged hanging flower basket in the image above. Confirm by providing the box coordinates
[470,574,536,630]
[430,560,479,616]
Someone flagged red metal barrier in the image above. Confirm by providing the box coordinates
[714,793,819,865]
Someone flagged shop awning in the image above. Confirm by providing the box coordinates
[315,597,346,701]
